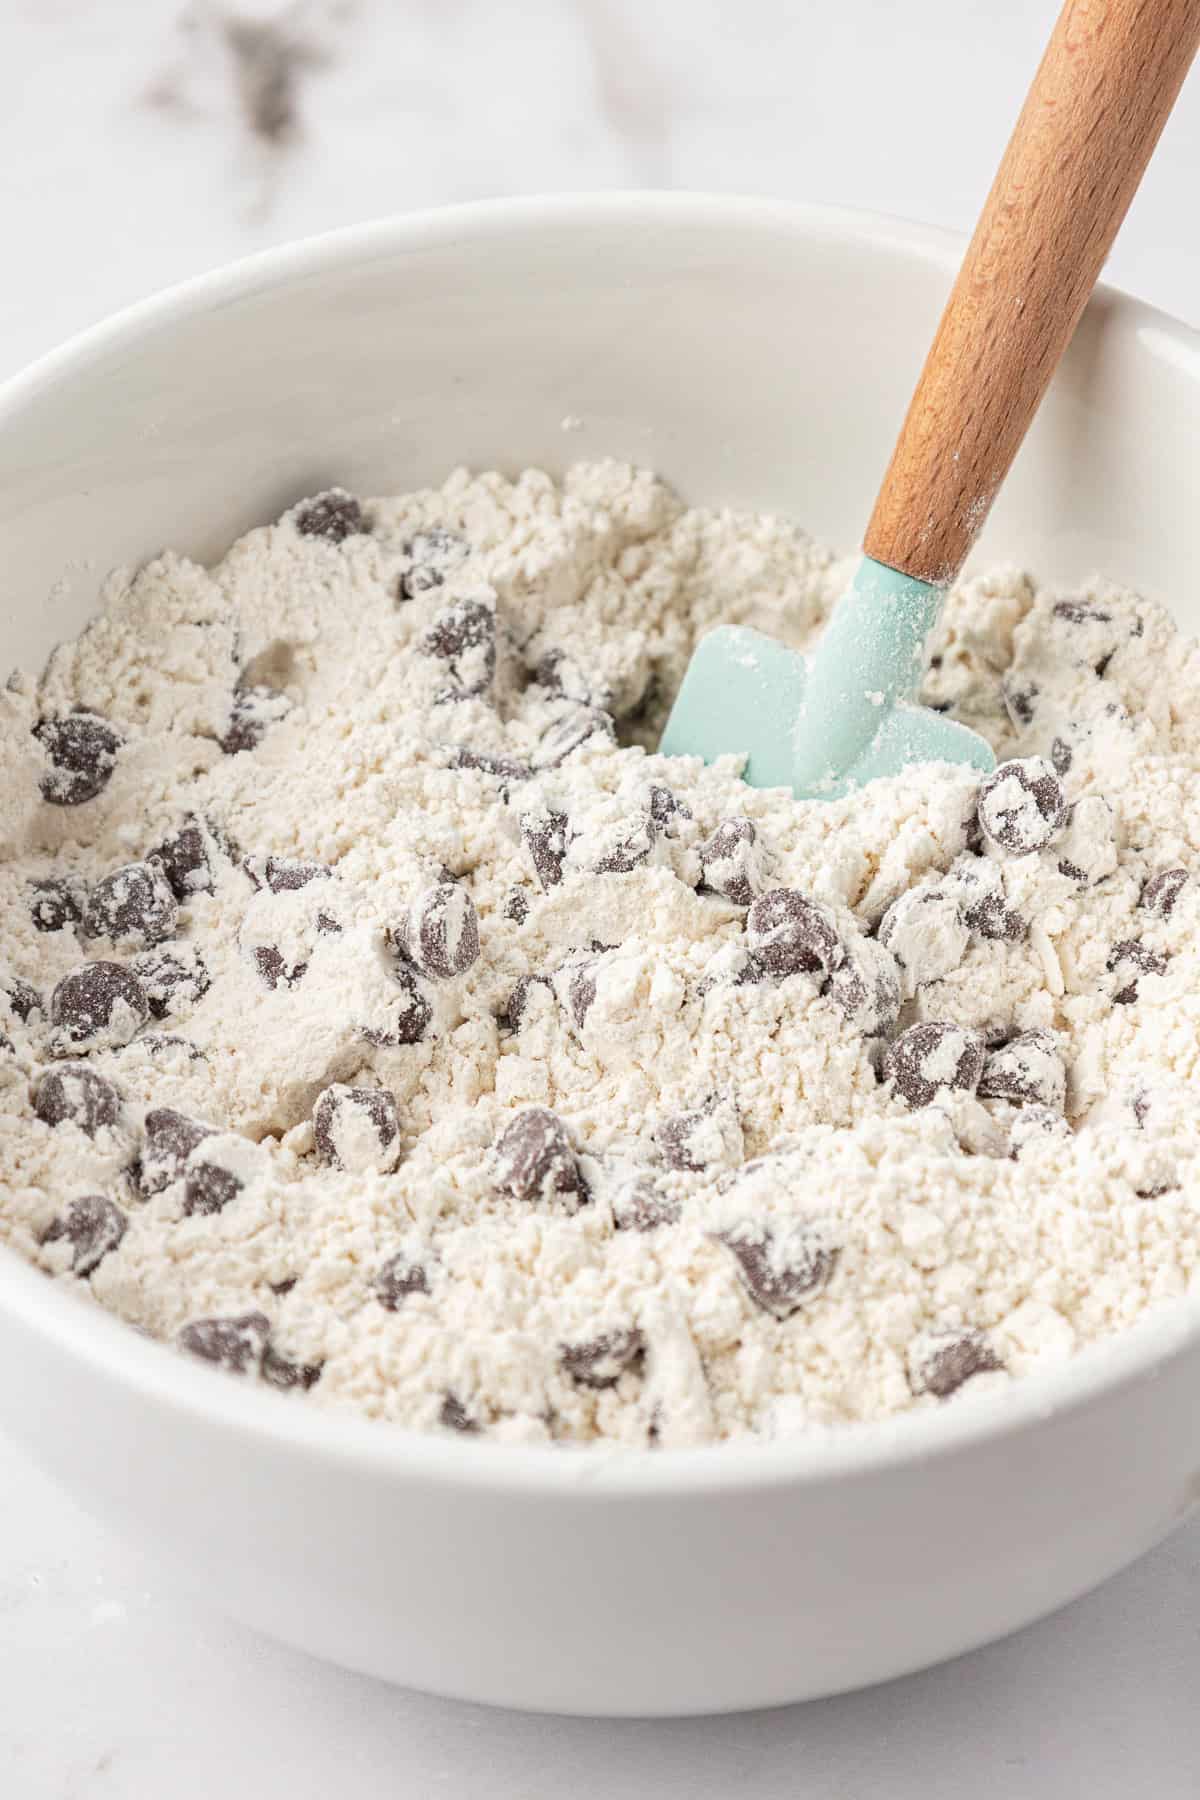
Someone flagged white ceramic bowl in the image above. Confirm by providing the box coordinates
[2,196,1199,1717]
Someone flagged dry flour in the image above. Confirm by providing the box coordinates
[1,461,1198,1446]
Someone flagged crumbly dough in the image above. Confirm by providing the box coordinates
[1,462,1198,1447]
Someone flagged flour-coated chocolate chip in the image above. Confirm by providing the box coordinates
[244,855,332,895]
[293,489,365,543]
[495,1107,582,1207]
[2,973,43,1025]
[178,1311,269,1375]
[978,1029,1066,1109]
[1002,683,1038,729]
[498,972,553,1033]
[439,1393,479,1433]
[366,956,432,1047]
[654,1092,742,1173]
[1054,795,1117,886]
[313,1084,401,1174]
[398,526,468,599]
[448,746,533,785]
[532,706,615,770]
[375,1254,430,1310]
[42,1194,127,1277]
[560,1328,645,1389]
[33,1063,122,1137]
[946,854,1027,942]
[252,945,308,990]
[502,887,530,925]
[1053,598,1112,625]
[34,712,121,806]
[1009,1105,1072,1159]
[698,818,763,906]
[611,1173,681,1232]
[131,947,210,1020]
[647,784,691,829]
[405,881,480,979]
[717,1221,838,1319]
[1107,939,1168,1005]
[520,806,571,890]
[50,962,148,1054]
[182,1161,243,1217]
[138,1107,215,1196]
[884,1021,986,1109]
[879,886,969,996]
[220,684,289,755]
[1050,735,1073,776]
[83,861,179,949]
[976,757,1068,856]
[592,814,659,874]
[420,599,496,698]
[1140,867,1188,920]
[826,935,902,1037]
[261,1344,323,1391]
[531,647,608,708]
[913,1329,1003,1398]
[150,817,221,900]
[567,959,598,1030]
[29,876,87,934]
[745,889,842,983]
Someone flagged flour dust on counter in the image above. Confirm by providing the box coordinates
[1,461,1198,1447]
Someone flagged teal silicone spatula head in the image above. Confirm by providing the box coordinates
[659,0,1200,797]
[660,558,994,800]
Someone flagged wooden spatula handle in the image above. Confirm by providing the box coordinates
[864,0,1200,587]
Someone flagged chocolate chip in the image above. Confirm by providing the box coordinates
[1140,867,1188,921]
[745,889,842,983]
[947,854,1027,941]
[1002,683,1038,729]
[448,746,533,785]
[366,957,433,1047]
[269,1275,298,1297]
[716,1221,838,1319]
[33,1063,122,1137]
[439,1392,479,1433]
[41,1194,127,1277]
[138,1107,214,1196]
[178,1311,269,1375]
[82,861,179,949]
[118,1033,205,1062]
[647,784,691,829]
[375,1254,430,1310]
[404,881,480,979]
[420,599,496,698]
[2,974,43,1024]
[312,1084,401,1174]
[878,887,969,996]
[611,1173,681,1232]
[826,935,902,1037]
[884,1021,986,1109]
[220,684,288,755]
[499,972,553,1033]
[182,1162,242,1217]
[252,945,307,990]
[532,706,615,770]
[1008,1104,1072,1160]
[976,757,1068,856]
[29,876,87,934]
[49,962,148,1054]
[520,806,571,890]
[261,1345,323,1391]
[913,1329,1003,1398]
[1054,795,1117,886]
[131,947,210,1020]
[1053,599,1112,625]
[398,526,469,599]
[560,1328,645,1389]
[244,855,332,895]
[1050,735,1073,776]
[150,817,220,900]
[1107,939,1168,1005]
[698,818,763,906]
[978,1029,1066,1109]
[293,489,365,543]
[567,957,600,1029]
[655,1092,742,1173]
[34,713,121,805]
[503,888,530,925]
[494,1107,582,1207]
[593,814,659,874]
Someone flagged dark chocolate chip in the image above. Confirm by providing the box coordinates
[33,1063,122,1137]
[3,974,43,1024]
[716,1222,838,1319]
[82,861,179,949]
[1107,938,1168,1005]
[138,1107,215,1197]
[1053,599,1112,625]
[647,784,691,829]
[131,947,211,1020]
[150,817,220,900]
[252,945,308,990]
[593,814,658,874]
[745,889,842,982]
[293,489,365,543]
[826,936,902,1037]
[439,1392,479,1433]
[884,1021,986,1109]
[398,526,469,600]
[560,1328,645,1389]
[1050,735,1073,776]
[1008,1104,1072,1160]
[976,757,1068,856]
[312,1084,400,1173]
[420,599,496,699]
[448,746,533,785]
[611,1174,681,1232]
[977,1029,1066,1108]
[1140,868,1188,921]
[182,1162,242,1217]
[49,962,148,1053]
[41,1194,127,1277]
[532,707,615,771]
[915,1330,1003,1398]
[520,807,571,890]
[34,713,121,806]
[698,818,761,905]
[405,881,480,980]
[1002,683,1038,729]
[494,1106,582,1206]
[375,1254,430,1310]
[220,684,287,755]
[503,888,530,925]
[178,1311,269,1375]
[655,1093,739,1173]
[244,855,332,894]
[567,959,598,1030]
[366,957,432,1047]
[498,972,553,1033]
[261,1344,323,1391]
[29,876,87,934]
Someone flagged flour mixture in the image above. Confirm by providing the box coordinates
[1,462,1197,1445]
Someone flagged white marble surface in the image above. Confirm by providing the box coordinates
[2,1,1200,1793]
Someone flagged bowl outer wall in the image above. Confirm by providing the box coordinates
[1,194,1199,1713]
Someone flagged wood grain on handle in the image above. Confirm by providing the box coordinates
[864,0,1200,587]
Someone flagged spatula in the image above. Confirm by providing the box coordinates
[662,0,1200,798]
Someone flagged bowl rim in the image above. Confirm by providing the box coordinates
[2,190,1199,1498]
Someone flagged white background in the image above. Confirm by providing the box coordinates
[2,1,1199,1793]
